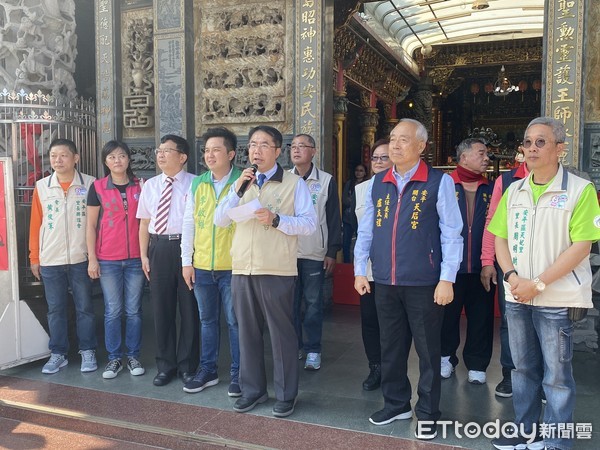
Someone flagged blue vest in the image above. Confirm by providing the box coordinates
[370,162,444,286]
[451,173,491,274]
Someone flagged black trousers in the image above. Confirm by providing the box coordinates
[232,274,298,402]
[360,282,380,365]
[440,273,494,371]
[375,283,443,422]
[148,236,199,374]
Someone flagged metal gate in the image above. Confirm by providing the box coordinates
[0,89,97,294]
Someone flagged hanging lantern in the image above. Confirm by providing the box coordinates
[470,83,480,103]
[518,80,528,102]
[484,82,494,103]
[533,79,541,101]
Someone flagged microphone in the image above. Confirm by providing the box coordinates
[237,164,258,197]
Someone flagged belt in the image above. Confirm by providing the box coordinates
[150,233,181,241]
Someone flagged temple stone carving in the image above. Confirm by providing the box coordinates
[122,17,154,129]
[0,0,78,99]
[196,1,291,133]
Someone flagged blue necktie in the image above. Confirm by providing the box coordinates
[257,173,266,188]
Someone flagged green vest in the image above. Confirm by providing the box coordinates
[191,167,241,270]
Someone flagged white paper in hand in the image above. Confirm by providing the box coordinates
[226,198,262,223]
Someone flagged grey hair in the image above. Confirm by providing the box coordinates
[456,138,487,161]
[526,117,566,144]
[399,118,428,142]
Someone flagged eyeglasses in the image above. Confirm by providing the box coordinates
[522,138,563,149]
[248,142,277,151]
[106,153,128,162]
[290,144,314,151]
[371,155,390,162]
[154,147,179,155]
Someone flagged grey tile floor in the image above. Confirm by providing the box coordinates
[2,293,599,448]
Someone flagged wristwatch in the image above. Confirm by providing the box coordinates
[503,269,518,282]
[533,277,546,292]
[271,213,280,228]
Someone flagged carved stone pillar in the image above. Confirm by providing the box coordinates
[412,78,434,161]
[95,0,117,150]
[359,108,379,166]
[333,90,348,187]
[153,0,195,169]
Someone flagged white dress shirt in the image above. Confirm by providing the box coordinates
[136,170,195,235]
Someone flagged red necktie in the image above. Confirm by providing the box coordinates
[154,176,174,234]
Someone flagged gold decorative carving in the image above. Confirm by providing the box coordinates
[584,4,600,122]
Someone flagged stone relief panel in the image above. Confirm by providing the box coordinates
[195,0,293,137]
[584,5,600,123]
[0,0,77,99]
[120,8,154,138]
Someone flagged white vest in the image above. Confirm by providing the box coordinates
[291,165,333,261]
[35,171,95,266]
[503,165,593,308]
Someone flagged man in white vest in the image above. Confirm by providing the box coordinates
[290,134,342,371]
[488,117,600,450]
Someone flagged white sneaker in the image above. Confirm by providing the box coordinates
[79,349,98,372]
[468,370,486,384]
[440,356,454,379]
[42,353,68,374]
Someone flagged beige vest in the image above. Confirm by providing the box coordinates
[231,169,299,276]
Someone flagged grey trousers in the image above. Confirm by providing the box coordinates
[232,274,298,401]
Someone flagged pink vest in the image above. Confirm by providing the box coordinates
[94,176,142,260]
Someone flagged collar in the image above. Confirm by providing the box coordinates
[257,163,283,183]
[162,170,186,183]
[382,159,427,185]
[292,163,318,181]
[517,164,567,192]
[47,170,85,188]
[211,166,234,183]
[106,174,136,189]
[450,168,489,187]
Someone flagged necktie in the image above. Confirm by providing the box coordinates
[154,176,174,234]
[257,173,266,188]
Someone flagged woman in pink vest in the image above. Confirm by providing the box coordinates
[86,141,146,380]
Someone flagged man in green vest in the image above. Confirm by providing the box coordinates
[181,126,242,397]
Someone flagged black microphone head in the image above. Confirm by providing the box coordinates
[250,164,258,173]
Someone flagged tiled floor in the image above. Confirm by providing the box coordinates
[1,293,599,448]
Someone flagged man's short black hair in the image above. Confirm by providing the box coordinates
[161,134,190,155]
[202,127,237,151]
[248,125,283,148]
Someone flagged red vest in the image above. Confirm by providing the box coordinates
[93,176,142,260]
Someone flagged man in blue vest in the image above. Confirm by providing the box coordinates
[354,118,463,439]
[440,138,494,384]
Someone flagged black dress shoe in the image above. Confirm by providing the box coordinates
[233,393,268,413]
[180,372,195,384]
[153,370,175,386]
[272,398,297,418]
[362,363,381,391]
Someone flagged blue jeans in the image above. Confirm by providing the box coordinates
[40,261,96,354]
[294,258,324,353]
[506,302,575,449]
[194,269,239,377]
[99,259,145,360]
[496,264,514,370]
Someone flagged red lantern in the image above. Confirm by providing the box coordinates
[470,83,480,95]
[518,80,528,102]
[532,79,541,100]
[484,82,494,94]
[518,80,528,92]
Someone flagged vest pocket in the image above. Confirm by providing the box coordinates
[559,324,573,363]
